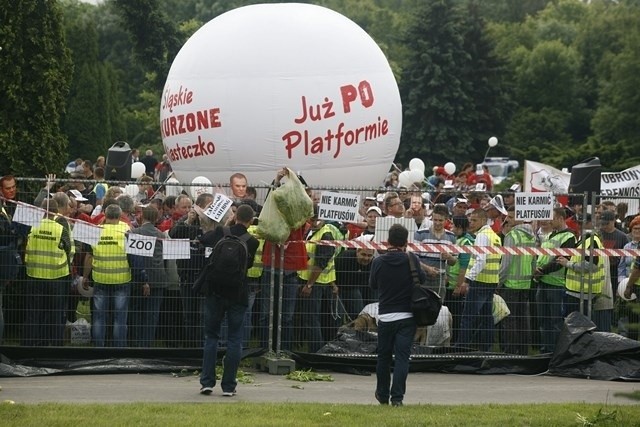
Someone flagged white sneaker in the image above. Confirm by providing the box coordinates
[200,387,214,395]
[222,390,236,397]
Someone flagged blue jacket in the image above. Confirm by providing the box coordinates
[370,251,426,315]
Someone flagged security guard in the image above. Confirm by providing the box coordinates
[23,199,72,346]
[534,207,576,353]
[82,204,132,347]
[457,208,502,352]
[298,210,344,353]
[498,207,537,355]
[559,216,604,317]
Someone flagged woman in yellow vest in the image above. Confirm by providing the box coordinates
[23,199,72,346]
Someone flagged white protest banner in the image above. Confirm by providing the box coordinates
[12,202,44,227]
[162,239,191,260]
[73,220,101,246]
[204,193,233,222]
[318,191,360,223]
[125,234,157,257]
[514,192,553,222]
[524,160,640,213]
[524,160,570,194]
[374,217,416,244]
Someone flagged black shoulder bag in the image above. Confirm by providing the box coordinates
[408,253,442,327]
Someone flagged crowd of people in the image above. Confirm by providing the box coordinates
[1,154,639,370]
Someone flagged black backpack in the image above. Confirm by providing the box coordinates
[193,227,251,297]
[408,253,442,327]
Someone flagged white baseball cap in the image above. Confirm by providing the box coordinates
[68,189,89,202]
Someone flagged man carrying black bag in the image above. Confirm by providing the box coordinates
[198,204,259,397]
[369,224,427,407]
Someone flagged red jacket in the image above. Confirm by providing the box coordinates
[262,227,308,271]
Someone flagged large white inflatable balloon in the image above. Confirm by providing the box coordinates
[161,3,402,188]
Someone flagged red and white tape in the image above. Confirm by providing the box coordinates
[311,240,640,258]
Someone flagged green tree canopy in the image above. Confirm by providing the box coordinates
[0,0,73,176]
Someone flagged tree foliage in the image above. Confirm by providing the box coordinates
[3,0,640,177]
[398,0,513,166]
[0,0,73,177]
[112,0,182,91]
[62,2,125,162]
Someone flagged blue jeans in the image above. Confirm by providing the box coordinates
[93,283,131,347]
[138,288,165,346]
[180,279,203,348]
[457,281,495,352]
[219,288,257,348]
[200,295,246,392]
[23,276,68,346]
[536,283,565,353]
[259,270,298,352]
[376,317,416,404]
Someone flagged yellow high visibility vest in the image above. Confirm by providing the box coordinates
[537,229,575,287]
[503,228,536,290]
[298,224,343,284]
[25,218,69,279]
[247,225,264,279]
[92,223,131,285]
[468,226,502,284]
[565,234,604,295]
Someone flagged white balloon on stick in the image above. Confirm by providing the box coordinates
[409,158,425,173]
[124,184,139,197]
[409,169,424,184]
[398,171,414,188]
[444,162,456,175]
[191,176,213,199]
[165,177,183,197]
[131,162,146,179]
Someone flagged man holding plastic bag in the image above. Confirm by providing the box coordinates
[257,168,312,352]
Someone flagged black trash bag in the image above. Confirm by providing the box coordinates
[548,311,640,381]
[317,326,378,355]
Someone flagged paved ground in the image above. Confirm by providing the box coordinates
[1,370,638,405]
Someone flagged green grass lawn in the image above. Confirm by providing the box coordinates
[1,402,639,426]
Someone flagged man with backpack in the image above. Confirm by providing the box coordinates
[199,204,259,397]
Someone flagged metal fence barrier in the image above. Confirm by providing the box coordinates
[0,178,639,360]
